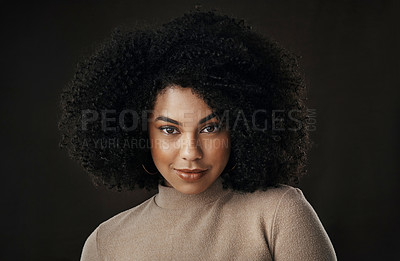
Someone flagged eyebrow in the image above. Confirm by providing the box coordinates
[155,112,217,125]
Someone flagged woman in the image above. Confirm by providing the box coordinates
[59,10,337,260]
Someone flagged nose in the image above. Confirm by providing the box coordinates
[179,133,203,161]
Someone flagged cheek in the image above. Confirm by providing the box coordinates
[202,135,230,164]
[151,144,172,162]
[149,131,176,168]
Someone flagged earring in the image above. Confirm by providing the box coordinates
[142,164,158,175]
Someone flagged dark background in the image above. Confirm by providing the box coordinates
[1,0,399,260]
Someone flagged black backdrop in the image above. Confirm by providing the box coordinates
[1,1,399,260]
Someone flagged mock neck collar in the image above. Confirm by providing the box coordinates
[154,178,229,209]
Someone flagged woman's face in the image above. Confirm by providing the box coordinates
[148,86,230,194]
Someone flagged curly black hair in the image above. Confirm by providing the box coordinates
[58,10,310,193]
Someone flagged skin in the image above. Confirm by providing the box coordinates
[148,86,231,194]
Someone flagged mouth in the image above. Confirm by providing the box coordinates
[174,168,208,182]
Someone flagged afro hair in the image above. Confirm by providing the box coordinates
[58,10,310,193]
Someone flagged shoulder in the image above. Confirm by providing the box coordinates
[234,184,319,232]
[229,185,337,260]
[228,184,304,212]
[81,195,156,258]
[220,184,308,234]
[97,195,155,236]
[226,184,319,237]
[252,186,338,260]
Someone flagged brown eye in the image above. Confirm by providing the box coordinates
[201,124,219,133]
[165,127,174,134]
[160,126,180,135]
[206,126,215,132]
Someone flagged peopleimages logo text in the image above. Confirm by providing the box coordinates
[81,109,317,132]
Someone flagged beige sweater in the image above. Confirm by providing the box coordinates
[81,178,336,260]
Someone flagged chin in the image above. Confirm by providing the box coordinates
[172,180,212,195]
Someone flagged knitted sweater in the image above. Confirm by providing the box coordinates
[81,178,336,260]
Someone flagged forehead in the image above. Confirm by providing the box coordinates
[152,86,213,120]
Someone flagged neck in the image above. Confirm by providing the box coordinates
[154,178,230,209]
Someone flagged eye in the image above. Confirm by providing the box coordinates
[159,126,180,135]
[201,124,219,133]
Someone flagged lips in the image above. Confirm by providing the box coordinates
[176,168,207,173]
[174,168,207,182]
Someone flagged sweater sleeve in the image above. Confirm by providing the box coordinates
[80,228,101,261]
[270,187,337,261]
